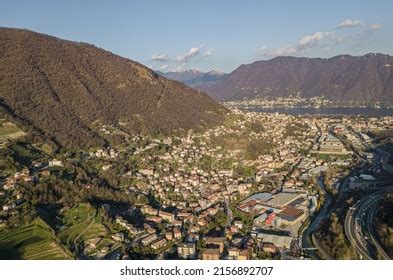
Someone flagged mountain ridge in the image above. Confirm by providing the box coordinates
[205,53,393,103]
[0,27,227,150]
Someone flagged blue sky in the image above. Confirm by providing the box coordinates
[1,0,392,72]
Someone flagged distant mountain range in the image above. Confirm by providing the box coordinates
[204,54,393,104]
[156,70,226,88]
[0,28,226,150]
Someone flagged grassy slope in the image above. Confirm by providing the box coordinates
[58,203,107,247]
[0,218,73,260]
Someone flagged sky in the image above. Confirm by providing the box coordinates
[1,0,392,73]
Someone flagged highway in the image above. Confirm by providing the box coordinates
[344,189,392,260]
[299,128,392,260]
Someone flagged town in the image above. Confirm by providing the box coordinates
[1,110,392,260]
[223,96,391,110]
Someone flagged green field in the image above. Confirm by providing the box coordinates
[58,203,108,249]
[316,153,351,161]
[0,218,73,260]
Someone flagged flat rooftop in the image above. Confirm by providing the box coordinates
[288,197,307,207]
[241,192,273,204]
[257,233,292,248]
[267,192,301,208]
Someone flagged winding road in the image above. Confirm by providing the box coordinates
[344,189,391,260]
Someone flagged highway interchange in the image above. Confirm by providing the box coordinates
[336,129,392,260]
[344,189,391,260]
[299,127,392,260]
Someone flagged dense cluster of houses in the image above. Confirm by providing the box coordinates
[2,112,393,259]
[110,112,393,259]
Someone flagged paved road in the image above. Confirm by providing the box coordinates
[224,198,233,228]
[106,245,122,260]
[344,189,392,260]
[300,128,392,260]
[300,130,385,259]
[366,201,391,260]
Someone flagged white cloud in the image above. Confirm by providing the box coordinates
[258,31,335,57]
[337,19,364,28]
[258,45,297,57]
[260,44,268,50]
[153,46,213,63]
[298,31,334,47]
[258,44,268,53]
[151,46,213,71]
[369,24,383,31]
[257,18,383,58]
[151,52,168,62]
[202,48,214,57]
[176,47,201,62]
